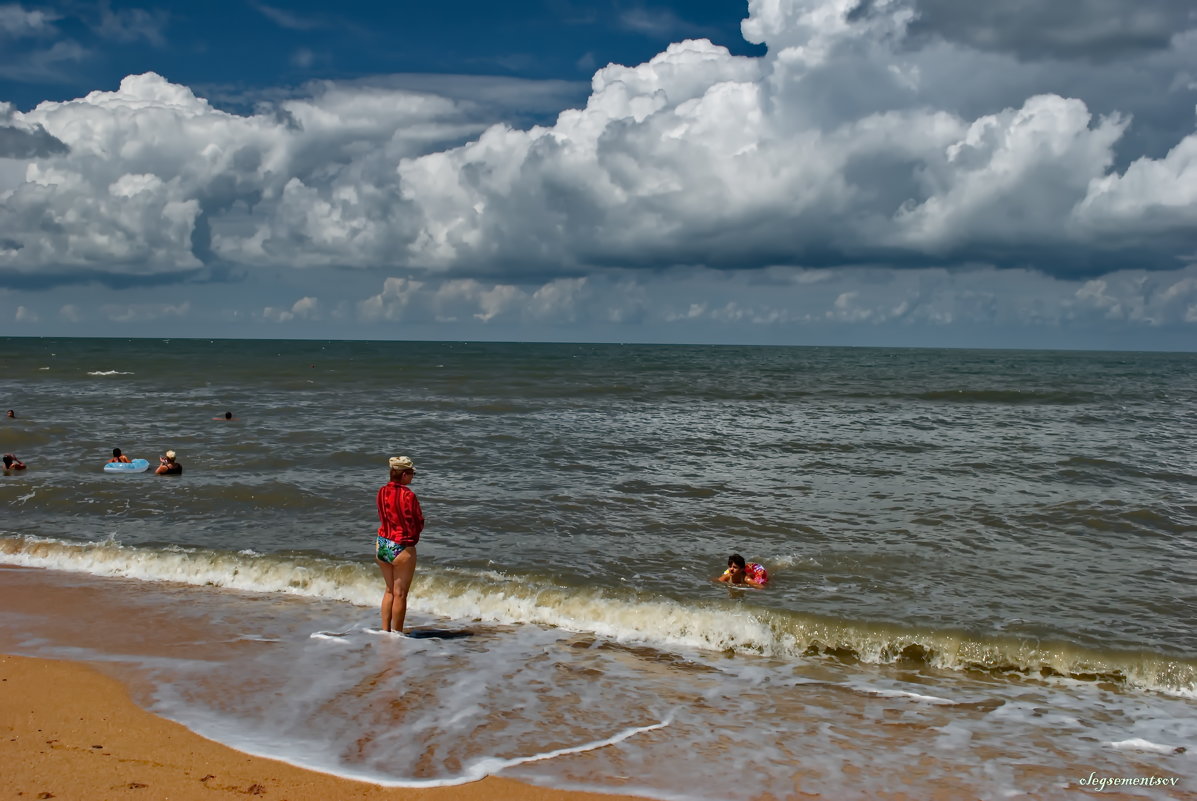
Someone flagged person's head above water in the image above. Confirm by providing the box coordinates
[224,411,233,420]
[112,448,122,458]
[5,410,13,418]
[718,553,746,577]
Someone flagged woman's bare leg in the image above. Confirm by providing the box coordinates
[387,547,417,632]
[376,558,396,631]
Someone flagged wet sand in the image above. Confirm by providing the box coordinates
[0,564,1178,801]
[0,652,635,801]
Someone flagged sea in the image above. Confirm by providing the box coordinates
[1,337,1194,800]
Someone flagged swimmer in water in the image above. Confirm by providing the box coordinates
[155,450,183,475]
[716,553,768,588]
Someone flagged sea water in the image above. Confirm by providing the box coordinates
[1,338,1194,799]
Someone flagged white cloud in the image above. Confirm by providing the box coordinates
[1071,270,1197,325]
[58,303,81,322]
[0,0,1195,303]
[1073,132,1197,239]
[15,304,38,322]
[358,276,422,322]
[1,72,492,280]
[344,264,1197,337]
[263,296,319,323]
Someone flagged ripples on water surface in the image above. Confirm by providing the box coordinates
[1,338,1195,799]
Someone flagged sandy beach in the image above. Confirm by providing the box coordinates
[0,651,636,801]
[5,649,1173,801]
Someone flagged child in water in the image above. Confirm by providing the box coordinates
[716,553,768,587]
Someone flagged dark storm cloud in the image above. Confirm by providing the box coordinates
[905,0,1197,61]
[0,123,68,157]
[0,264,209,290]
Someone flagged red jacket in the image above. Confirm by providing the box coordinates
[376,481,424,547]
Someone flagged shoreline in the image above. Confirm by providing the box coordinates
[0,652,636,801]
[1,559,1188,801]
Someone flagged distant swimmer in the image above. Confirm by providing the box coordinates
[2,454,26,471]
[155,449,183,475]
[375,455,424,633]
[717,553,768,588]
[108,448,132,464]
[212,411,236,420]
[5,409,14,418]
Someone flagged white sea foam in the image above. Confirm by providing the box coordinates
[202,714,673,790]
[467,717,673,777]
[765,553,819,570]
[2,534,1195,698]
[853,685,957,705]
[1105,738,1179,754]
[0,534,379,607]
[87,370,134,376]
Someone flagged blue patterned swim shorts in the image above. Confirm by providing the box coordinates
[376,536,406,564]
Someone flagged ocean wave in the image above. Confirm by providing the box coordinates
[87,370,134,376]
[2,534,1193,697]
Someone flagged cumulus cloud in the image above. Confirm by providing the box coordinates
[0,72,498,283]
[1071,270,1197,325]
[263,295,319,322]
[1,0,1196,293]
[347,264,1197,336]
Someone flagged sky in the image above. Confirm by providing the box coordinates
[1,0,1196,349]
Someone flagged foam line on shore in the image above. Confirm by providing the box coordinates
[2,534,1194,696]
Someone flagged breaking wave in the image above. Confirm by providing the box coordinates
[2,534,1193,697]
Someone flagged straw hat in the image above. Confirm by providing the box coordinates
[388,455,415,472]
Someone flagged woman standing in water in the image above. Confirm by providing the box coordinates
[375,455,424,633]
